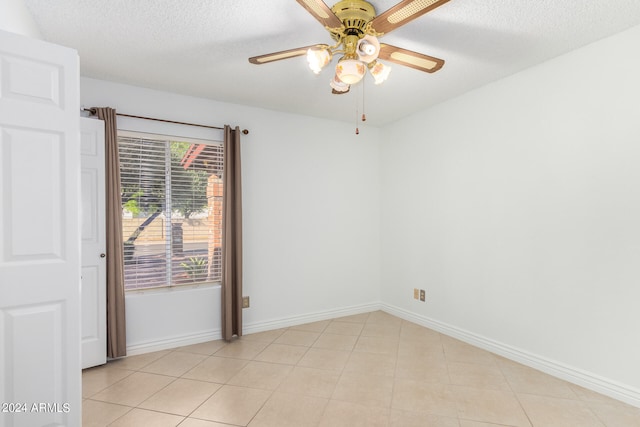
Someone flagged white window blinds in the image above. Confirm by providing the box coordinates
[119,132,223,290]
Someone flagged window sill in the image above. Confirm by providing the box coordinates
[125,281,221,296]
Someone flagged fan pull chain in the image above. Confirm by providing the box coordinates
[355,83,360,135]
[362,80,367,122]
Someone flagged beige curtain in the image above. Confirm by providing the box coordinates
[221,125,243,341]
[93,107,127,358]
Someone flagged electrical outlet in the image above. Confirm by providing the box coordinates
[413,288,419,300]
[419,289,426,302]
[242,296,250,308]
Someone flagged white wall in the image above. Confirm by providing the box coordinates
[380,24,640,404]
[0,0,41,38]
[80,78,382,352]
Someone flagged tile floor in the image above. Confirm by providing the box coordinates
[82,311,640,426]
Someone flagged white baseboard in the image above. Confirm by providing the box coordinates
[125,301,381,356]
[381,303,640,409]
[243,302,382,335]
[126,329,221,356]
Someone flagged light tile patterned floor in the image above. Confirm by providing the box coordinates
[82,311,640,426]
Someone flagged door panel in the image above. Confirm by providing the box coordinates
[81,117,106,369]
[2,128,64,259]
[0,53,62,106]
[0,29,81,427]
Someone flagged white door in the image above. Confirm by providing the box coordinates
[0,29,81,427]
[81,117,106,369]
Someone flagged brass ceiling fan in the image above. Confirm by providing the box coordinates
[249,0,451,94]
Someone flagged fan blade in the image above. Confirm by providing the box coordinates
[249,44,329,65]
[370,0,451,35]
[378,44,444,73]
[296,0,343,28]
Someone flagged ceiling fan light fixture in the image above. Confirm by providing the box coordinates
[356,35,380,63]
[330,74,350,93]
[335,58,366,84]
[307,48,332,74]
[369,60,391,85]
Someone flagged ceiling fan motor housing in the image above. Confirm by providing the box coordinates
[330,0,376,39]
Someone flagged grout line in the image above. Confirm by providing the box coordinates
[496,361,535,427]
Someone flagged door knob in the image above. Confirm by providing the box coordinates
[100,253,106,258]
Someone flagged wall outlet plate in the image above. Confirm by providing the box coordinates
[242,296,250,308]
[420,289,426,302]
[413,288,419,300]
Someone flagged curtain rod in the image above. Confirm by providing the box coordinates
[83,108,249,135]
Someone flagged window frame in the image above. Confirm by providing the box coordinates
[118,130,224,292]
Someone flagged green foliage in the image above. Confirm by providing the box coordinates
[169,141,209,219]
[180,256,208,280]
[122,190,143,215]
[119,138,166,218]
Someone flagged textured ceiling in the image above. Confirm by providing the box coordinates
[24,0,640,126]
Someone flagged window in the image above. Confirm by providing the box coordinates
[119,131,223,291]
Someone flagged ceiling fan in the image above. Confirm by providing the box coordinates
[249,0,451,94]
